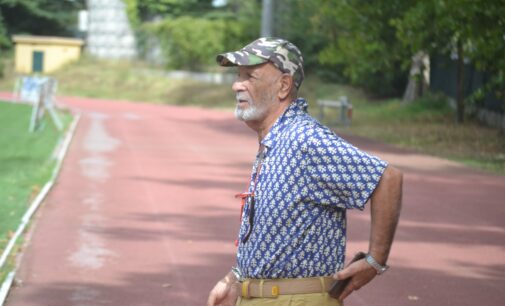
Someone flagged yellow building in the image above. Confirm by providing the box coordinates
[12,35,84,74]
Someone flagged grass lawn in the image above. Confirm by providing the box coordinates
[0,56,236,108]
[305,81,505,175]
[1,56,503,174]
[350,102,505,174]
[0,100,72,280]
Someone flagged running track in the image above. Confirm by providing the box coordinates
[3,96,505,306]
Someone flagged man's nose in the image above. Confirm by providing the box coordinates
[232,80,245,92]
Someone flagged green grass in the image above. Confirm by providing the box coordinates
[0,100,72,280]
[1,55,504,175]
[312,88,505,174]
[53,57,236,108]
[0,56,236,108]
[294,77,505,174]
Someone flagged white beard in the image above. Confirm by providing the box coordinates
[234,103,266,121]
[235,93,271,121]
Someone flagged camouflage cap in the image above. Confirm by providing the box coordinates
[216,37,305,88]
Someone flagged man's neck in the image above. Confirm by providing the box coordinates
[246,102,290,142]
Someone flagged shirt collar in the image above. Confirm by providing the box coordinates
[261,98,308,149]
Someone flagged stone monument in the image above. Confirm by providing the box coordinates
[86,0,137,59]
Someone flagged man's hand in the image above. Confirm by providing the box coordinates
[207,272,239,306]
[333,258,377,301]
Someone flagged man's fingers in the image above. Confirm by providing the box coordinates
[207,293,217,306]
[338,280,363,301]
[338,282,354,301]
[207,297,214,306]
[334,261,360,280]
[333,259,378,301]
[335,267,350,280]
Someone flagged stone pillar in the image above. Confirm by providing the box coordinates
[86,0,137,59]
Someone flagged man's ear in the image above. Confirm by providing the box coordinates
[277,74,294,101]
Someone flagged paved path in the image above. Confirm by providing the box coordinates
[3,96,505,306]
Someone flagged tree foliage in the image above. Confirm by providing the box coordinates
[392,0,505,70]
[124,0,216,26]
[272,0,503,107]
[129,0,260,70]
[271,0,412,97]
[2,0,502,108]
[0,0,84,77]
[138,0,214,20]
[273,0,326,75]
[391,0,505,120]
[0,8,9,48]
[149,17,227,70]
[0,0,84,41]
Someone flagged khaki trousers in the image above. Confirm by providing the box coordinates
[237,293,343,306]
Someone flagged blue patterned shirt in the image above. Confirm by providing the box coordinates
[236,98,387,279]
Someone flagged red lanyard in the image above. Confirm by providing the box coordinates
[234,148,265,246]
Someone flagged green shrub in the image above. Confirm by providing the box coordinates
[148,17,233,71]
[0,11,10,78]
[0,12,9,49]
[0,55,4,78]
[146,15,255,71]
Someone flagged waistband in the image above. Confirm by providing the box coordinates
[240,276,334,298]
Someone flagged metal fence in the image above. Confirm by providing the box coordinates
[317,96,353,127]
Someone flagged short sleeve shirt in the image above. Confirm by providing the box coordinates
[236,98,387,279]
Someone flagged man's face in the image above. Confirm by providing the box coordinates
[232,63,281,122]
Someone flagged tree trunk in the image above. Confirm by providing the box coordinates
[403,51,429,104]
[456,39,465,123]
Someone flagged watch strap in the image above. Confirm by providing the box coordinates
[365,254,389,275]
[231,266,243,281]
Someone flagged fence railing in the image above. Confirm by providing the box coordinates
[317,96,353,127]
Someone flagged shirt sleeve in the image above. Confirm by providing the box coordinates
[302,128,387,210]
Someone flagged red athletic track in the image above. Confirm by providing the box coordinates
[2,94,504,306]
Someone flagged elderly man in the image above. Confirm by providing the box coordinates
[207,38,403,306]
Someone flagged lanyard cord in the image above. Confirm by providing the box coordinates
[235,150,265,216]
[250,149,265,195]
[234,147,265,246]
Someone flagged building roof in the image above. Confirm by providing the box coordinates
[12,35,84,46]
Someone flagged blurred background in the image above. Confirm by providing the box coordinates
[0,1,504,303]
[0,0,504,172]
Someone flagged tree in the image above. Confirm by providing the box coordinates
[272,0,327,76]
[124,0,220,24]
[0,0,84,77]
[392,0,505,123]
[305,0,412,97]
[151,16,228,70]
[0,8,9,48]
[0,0,85,38]
[130,0,261,69]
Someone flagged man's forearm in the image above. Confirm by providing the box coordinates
[333,167,402,302]
[368,165,403,264]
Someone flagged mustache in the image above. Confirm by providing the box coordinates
[236,93,250,103]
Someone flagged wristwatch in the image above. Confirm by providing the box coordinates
[365,254,389,275]
[231,266,243,281]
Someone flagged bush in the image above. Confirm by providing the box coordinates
[0,11,11,78]
[149,16,245,71]
[0,12,9,49]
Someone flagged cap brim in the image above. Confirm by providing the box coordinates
[216,51,268,67]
